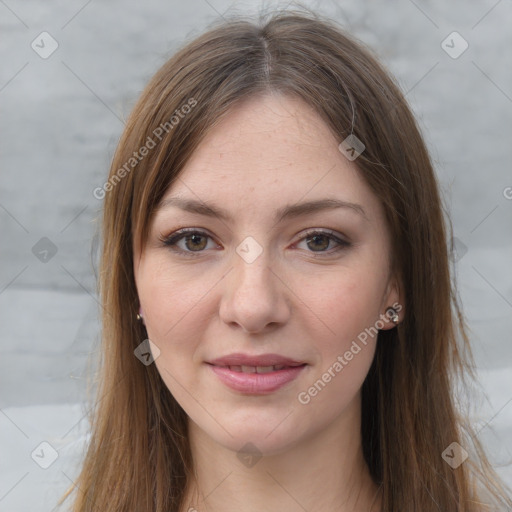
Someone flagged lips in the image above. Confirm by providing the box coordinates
[217,364,289,374]
[208,352,305,368]
[207,353,307,393]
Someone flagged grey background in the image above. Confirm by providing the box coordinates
[1,0,511,510]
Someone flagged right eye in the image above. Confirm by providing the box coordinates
[159,228,220,256]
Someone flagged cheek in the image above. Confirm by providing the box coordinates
[137,256,215,347]
[141,267,208,401]
[300,263,387,352]
[294,273,382,420]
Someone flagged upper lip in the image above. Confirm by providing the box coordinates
[207,353,306,367]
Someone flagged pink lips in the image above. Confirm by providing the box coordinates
[207,353,307,394]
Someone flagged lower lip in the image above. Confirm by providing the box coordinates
[208,364,307,394]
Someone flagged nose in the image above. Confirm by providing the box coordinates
[218,246,291,335]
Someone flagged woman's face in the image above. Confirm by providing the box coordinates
[133,93,400,455]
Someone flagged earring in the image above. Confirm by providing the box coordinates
[385,307,399,325]
[136,307,144,322]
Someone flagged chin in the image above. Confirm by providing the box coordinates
[189,404,313,457]
[220,428,303,457]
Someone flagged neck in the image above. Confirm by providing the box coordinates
[179,399,382,512]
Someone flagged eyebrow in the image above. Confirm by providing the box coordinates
[156,196,369,223]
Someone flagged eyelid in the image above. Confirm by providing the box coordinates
[159,227,351,257]
[158,228,220,256]
[293,228,351,256]
[299,228,348,243]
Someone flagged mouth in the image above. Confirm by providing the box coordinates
[211,363,305,374]
[206,356,308,394]
[207,352,306,368]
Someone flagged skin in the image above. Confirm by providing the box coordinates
[133,92,402,512]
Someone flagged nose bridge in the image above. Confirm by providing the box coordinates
[219,235,289,332]
[232,236,276,299]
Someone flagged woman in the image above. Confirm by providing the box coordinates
[60,8,512,512]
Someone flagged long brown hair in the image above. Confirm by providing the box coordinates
[59,6,512,511]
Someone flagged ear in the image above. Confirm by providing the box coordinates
[379,274,404,331]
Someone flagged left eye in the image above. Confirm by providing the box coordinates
[295,230,350,254]
[160,229,349,256]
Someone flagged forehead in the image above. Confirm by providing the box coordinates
[182,93,339,177]
[158,93,381,222]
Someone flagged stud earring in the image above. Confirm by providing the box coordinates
[136,307,144,322]
[385,307,399,325]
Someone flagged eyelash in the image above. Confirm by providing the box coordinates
[158,228,351,258]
